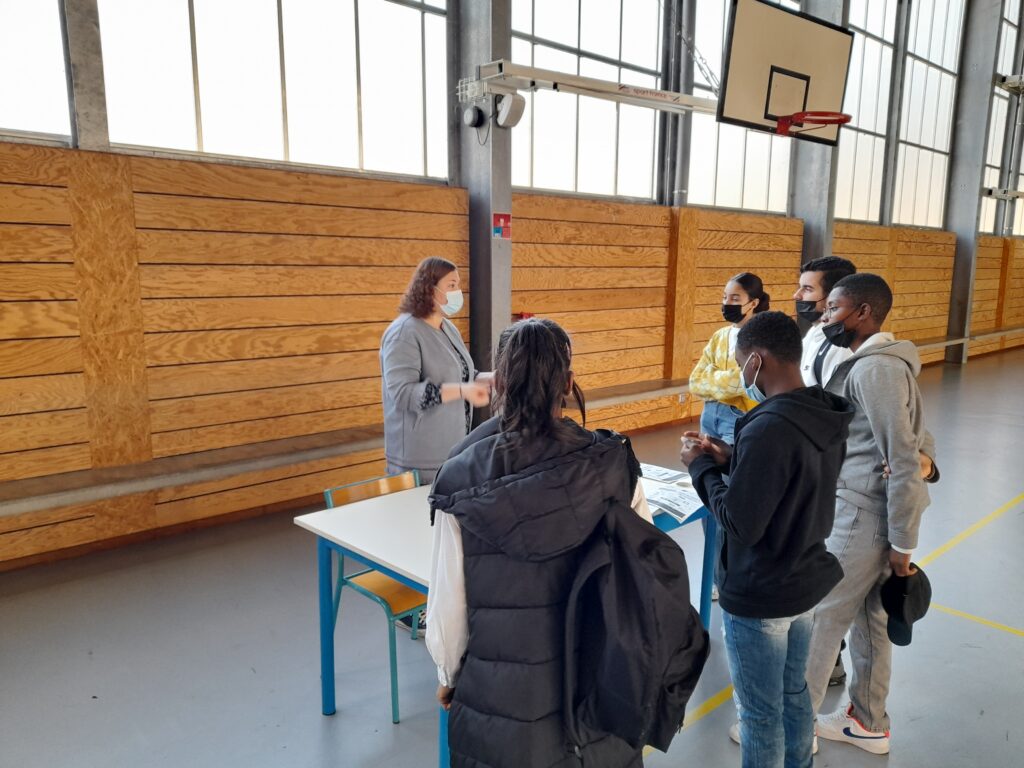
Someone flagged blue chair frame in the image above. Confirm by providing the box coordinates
[324,470,426,724]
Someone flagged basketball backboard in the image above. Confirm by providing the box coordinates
[718,0,854,145]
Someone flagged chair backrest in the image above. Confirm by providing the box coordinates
[323,470,420,509]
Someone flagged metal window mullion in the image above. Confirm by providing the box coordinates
[421,9,428,177]
[57,0,78,146]
[573,0,581,193]
[354,0,365,170]
[905,50,958,78]
[672,0,697,206]
[509,32,662,79]
[613,0,624,197]
[880,0,913,224]
[277,0,289,161]
[656,0,682,205]
[529,0,535,188]
[849,22,895,46]
[382,0,446,18]
[188,0,204,152]
[996,1,1024,232]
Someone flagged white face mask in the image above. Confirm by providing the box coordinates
[439,289,464,316]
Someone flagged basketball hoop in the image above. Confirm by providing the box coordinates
[776,111,851,136]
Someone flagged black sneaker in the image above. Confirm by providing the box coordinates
[829,646,847,686]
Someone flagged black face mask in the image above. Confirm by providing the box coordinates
[822,317,858,348]
[795,300,824,323]
[722,303,746,324]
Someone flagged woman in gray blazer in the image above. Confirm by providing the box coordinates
[380,257,491,484]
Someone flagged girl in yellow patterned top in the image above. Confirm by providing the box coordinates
[689,272,770,445]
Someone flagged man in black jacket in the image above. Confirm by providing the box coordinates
[681,311,853,768]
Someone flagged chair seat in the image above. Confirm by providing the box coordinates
[349,571,426,617]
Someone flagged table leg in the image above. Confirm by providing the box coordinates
[438,707,450,767]
[318,537,336,716]
[699,514,716,630]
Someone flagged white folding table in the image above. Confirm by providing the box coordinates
[294,476,716,768]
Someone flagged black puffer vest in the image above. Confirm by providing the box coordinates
[430,418,643,768]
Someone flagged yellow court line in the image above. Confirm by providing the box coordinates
[918,491,1024,567]
[683,684,734,728]
[641,685,734,757]
[640,491,1024,757]
[930,602,1024,638]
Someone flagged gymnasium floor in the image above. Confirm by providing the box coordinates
[1,349,1021,768]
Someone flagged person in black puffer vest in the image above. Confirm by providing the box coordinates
[425,318,654,768]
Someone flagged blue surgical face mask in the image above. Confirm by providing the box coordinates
[439,289,464,316]
[740,352,767,404]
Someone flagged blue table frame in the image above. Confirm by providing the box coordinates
[313,507,716,768]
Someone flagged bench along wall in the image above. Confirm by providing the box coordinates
[0,144,467,566]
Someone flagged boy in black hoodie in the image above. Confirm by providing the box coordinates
[682,311,853,768]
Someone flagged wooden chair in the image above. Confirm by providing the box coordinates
[323,471,426,724]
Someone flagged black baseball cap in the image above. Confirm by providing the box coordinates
[880,566,932,646]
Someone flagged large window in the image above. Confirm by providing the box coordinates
[97,0,447,178]
[510,0,664,198]
[892,0,966,227]
[0,1,72,138]
[685,0,799,213]
[833,1,897,223]
[980,0,1020,234]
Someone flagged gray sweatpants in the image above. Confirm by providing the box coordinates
[806,497,894,733]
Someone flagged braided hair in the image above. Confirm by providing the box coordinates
[493,318,586,440]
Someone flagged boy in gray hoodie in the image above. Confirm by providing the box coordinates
[805,274,938,756]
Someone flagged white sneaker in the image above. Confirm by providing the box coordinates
[815,703,890,755]
[728,722,818,754]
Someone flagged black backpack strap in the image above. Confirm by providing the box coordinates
[813,336,833,386]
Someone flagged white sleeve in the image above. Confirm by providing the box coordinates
[425,510,468,687]
[631,481,654,523]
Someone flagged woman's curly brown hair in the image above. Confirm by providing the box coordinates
[399,257,458,318]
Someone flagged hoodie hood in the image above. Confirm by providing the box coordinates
[430,420,635,562]
[849,337,922,377]
[742,386,855,452]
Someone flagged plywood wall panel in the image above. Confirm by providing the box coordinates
[139,265,425,298]
[130,156,467,214]
[0,301,79,339]
[0,264,78,300]
[0,224,74,262]
[0,143,69,186]
[68,152,153,468]
[0,184,71,225]
[147,350,380,400]
[136,230,469,267]
[134,194,468,240]
[143,323,390,366]
[0,373,86,416]
[0,338,83,378]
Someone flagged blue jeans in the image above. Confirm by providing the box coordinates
[700,400,744,445]
[722,609,815,768]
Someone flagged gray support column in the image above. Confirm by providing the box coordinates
[457,0,512,375]
[995,7,1024,235]
[671,0,697,206]
[879,0,913,225]
[787,1,848,273]
[59,0,110,150]
[657,0,684,205]
[943,0,1002,364]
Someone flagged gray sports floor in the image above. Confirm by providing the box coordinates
[2,349,1021,768]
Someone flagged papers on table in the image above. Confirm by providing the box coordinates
[641,463,687,484]
[645,483,705,523]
